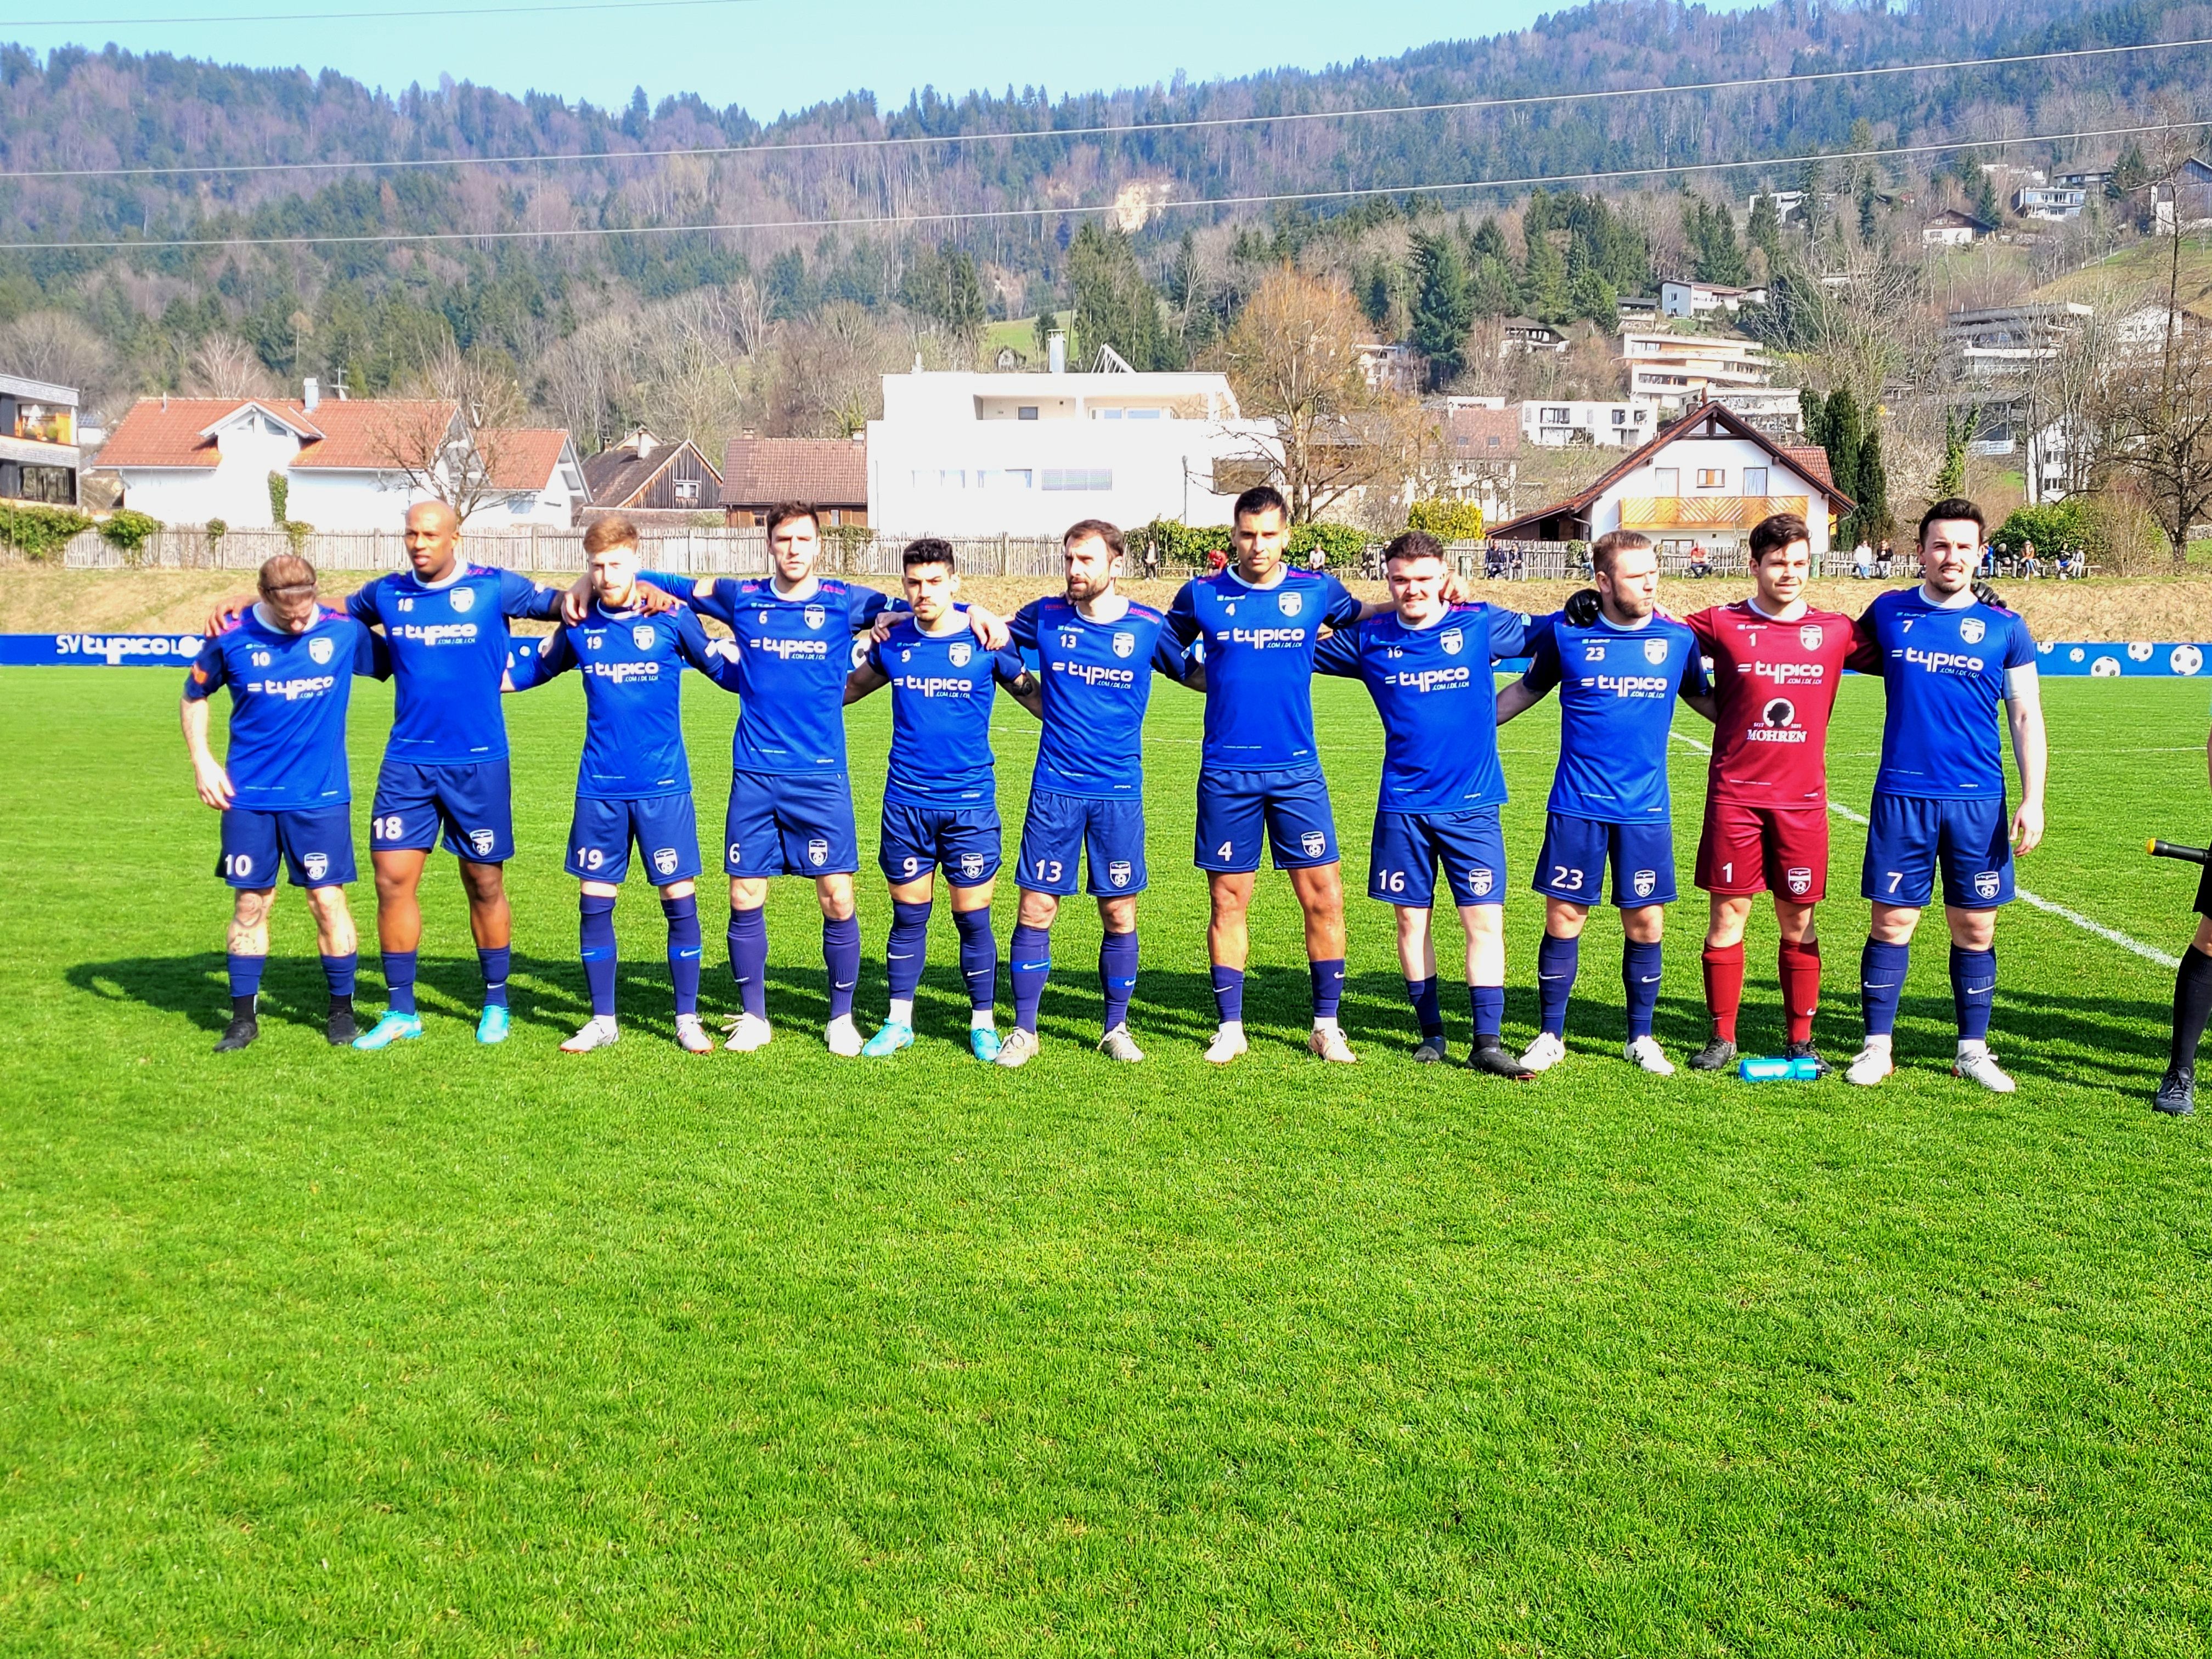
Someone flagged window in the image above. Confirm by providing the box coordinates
[1611,408,1629,425]
[1042,468,1111,492]
[1018,407,1039,421]
[1696,468,1726,489]
[1094,407,1122,420]
[1652,467,1679,494]
[1742,467,1768,497]
[1543,407,1570,423]
[911,469,968,489]
[975,470,1034,490]
[1126,408,1162,420]
[14,404,70,444]
[673,477,700,504]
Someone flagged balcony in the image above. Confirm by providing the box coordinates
[1620,495,1810,531]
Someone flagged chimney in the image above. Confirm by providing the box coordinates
[1047,330,1067,375]
[634,429,654,461]
[302,377,320,412]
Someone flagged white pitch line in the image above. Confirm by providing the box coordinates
[1667,728,2179,969]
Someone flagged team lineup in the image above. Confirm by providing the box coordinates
[183,485,2061,1092]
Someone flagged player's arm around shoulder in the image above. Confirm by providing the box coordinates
[503,625,571,693]
[1312,617,1364,677]
[1496,615,1564,724]
[670,608,744,694]
[1674,617,1718,720]
[845,633,891,705]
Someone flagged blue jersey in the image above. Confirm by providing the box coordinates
[1314,604,1547,813]
[1856,588,2036,799]
[865,619,1026,806]
[507,602,742,799]
[1009,595,1186,800]
[184,605,387,810]
[1524,612,1709,823]
[645,571,889,775]
[346,563,560,763]
[1167,566,1365,774]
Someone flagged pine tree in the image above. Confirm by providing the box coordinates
[1521,220,1568,323]
[1852,424,1889,542]
[1800,387,1827,448]
[1748,194,1784,267]
[1068,223,1173,370]
[1409,228,1476,386]
[1822,387,1863,513]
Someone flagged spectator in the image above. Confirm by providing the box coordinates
[1141,539,1161,581]
[1854,539,1876,579]
[1206,545,1228,573]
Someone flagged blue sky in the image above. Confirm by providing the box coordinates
[5,0,1745,122]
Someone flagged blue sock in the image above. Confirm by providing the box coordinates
[1469,984,1504,1043]
[1950,945,1996,1043]
[1211,964,1245,1024]
[1536,933,1578,1037]
[953,905,997,1011]
[1310,957,1346,1022]
[823,915,861,1021]
[728,907,768,1019]
[227,951,266,1000]
[1406,975,1444,1038]
[477,945,511,1008]
[1099,929,1139,1034]
[1011,923,1052,1034]
[885,900,932,1009]
[320,952,357,999]
[382,948,417,1017]
[1622,939,1663,1041]
[662,894,701,1015]
[579,895,618,1018]
[1861,940,1910,1038]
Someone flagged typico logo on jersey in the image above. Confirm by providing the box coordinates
[1383,664,1473,693]
[1221,625,1307,650]
[392,622,479,647]
[753,636,832,661]
[243,674,338,701]
[1052,659,1136,689]
[1593,673,1671,696]
[1901,646,1986,674]
[583,660,663,684]
[1751,661,1827,684]
[898,674,980,698]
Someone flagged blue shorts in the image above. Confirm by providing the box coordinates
[881,800,1002,888]
[1017,790,1147,896]
[1195,768,1339,873]
[371,758,514,863]
[1533,812,1677,908]
[218,805,356,889]
[1369,807,1507,908]
[724,768,858,879]
[1861,792,2014,909]
[568,793,701,885]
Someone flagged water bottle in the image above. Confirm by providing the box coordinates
[1739,1056,1821,1082]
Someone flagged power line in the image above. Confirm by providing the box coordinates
[0,116,2189,252]
[12,0,757,24]
[5,33,2210,181]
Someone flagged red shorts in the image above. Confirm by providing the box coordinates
[1695,799,1830,900]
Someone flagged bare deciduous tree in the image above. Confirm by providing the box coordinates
[184,333,280,400]
[0,311,121,416]
[379,338,529,523]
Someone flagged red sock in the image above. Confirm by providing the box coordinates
[1779,937,1821,1043]
[1701,941,1744,1042]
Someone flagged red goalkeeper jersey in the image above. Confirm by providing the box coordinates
[1685,600,1858,808]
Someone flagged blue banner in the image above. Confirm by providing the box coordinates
[0,631,207,667]
[2038,641,2211,677]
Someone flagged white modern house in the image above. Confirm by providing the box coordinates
[1486,400,1852,564]
[865,352,1275,535]
[1659,279,1769,319]
[99,383,583,529]
[1521,399,1658,448]
[1617,329,1777,411]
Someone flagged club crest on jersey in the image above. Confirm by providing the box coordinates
[1974,870,2000,900]
[1632,868,1656,898]
[303,851,329,881]
[1799,624,1823,650]
[1108,860,1132,888]
[448,586,474,614]
[1643,638,1668,665]
[1300,831,1327,859]
[308,635,334,665]
[1470,866,1493,896]
[808,836,829,866]
[803,604,826,631]
[959,853,984,881]
[1441,628,1464,656]
[468,828,495,857]
[949,640,972,668]
[1785,866,1812,895]
[652,847,679,876]
[1112,631,1136,658]
[1277,592,1302,617]
[1959,617,1986,645]
[633,624,656,651]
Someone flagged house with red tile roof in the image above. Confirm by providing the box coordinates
[720,435,868,527]
[98,382,583,529]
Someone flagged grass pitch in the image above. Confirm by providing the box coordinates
[1,665,2208,1655]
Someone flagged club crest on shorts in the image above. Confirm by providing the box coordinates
[303,851,329,881]
[1799,624,1823,650]
[633,624,656,651]
[808,836,829,866]
[1441,628,1464,656]
[1975,869,2000,900]
[448,586,474,613]
[308,635,334,665]
[1632,867,1656,898]
[1112,631,1136,658]
[1958,617,1986,645]
[1786,866,1812,895]
[1108,859,1132,887]
[468,828,495,857]
[803,604,826,631]
[1643,638,1668,665]
[653,846,679,876]
[949,640,972,668]
[1277,592,1301,617]
[1470,866,1494,896]
[960,853,984,881]
[1300,831,1327,860]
